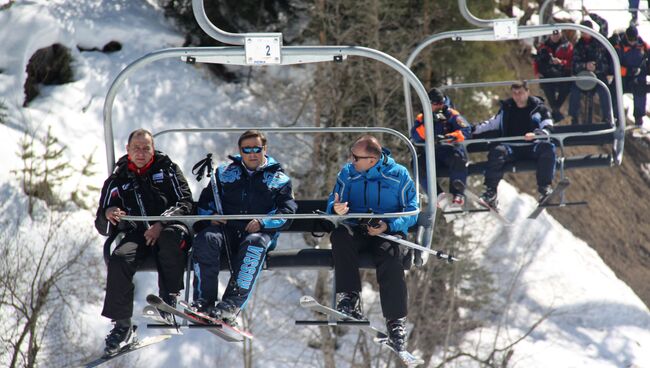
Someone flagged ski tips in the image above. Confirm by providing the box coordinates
[146,294,162,304]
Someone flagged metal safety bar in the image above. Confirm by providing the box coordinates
[438,75,615,126]
[402,23,625,165]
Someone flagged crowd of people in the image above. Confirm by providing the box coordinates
[535,9,649,127]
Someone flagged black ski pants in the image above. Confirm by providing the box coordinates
[331,225,408,321]
[102,225,188,320]
[483,142,556,192]
[192,225,272,311]
[416,145,467,196]
[541,81,571,112]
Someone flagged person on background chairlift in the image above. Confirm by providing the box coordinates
[411,88,471,206]
[568,19,613,125]
[534,30,573,122]
[472,82,556,209]
[614,25,649,127]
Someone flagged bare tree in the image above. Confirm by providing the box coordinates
[0,209,103,368]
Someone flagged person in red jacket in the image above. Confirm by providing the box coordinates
[534,31,573,122]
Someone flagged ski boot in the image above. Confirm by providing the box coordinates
[480,187,498,209]
[386,317,407,352]
[188,298,213,314]
[160,294,178,325]
[210,299,239,325]
[538,185,553,203]
[104,320,135,357]
[336,291,365,320]
[451,194,465,207]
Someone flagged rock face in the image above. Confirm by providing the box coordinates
[23,43,73,107]
[507,134,650,308]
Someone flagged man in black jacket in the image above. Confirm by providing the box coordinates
[190,130,297,323]
[95,129,193,356]
[568,19,613,125]
[473,82,556,209]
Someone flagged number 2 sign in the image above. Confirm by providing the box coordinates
[245,36,282,65]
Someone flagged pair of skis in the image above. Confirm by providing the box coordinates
[82,330,172,368]
[439,179,579,224]
[298,296,425,367]
[144,294,253,342]
[82,295,253,367]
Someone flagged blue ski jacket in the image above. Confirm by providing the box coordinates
[326,148,418,235]
[197,155,297,236]
[411,101,472,144]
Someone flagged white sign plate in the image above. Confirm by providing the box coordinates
[245,36,281,65]
[493,18,518,40]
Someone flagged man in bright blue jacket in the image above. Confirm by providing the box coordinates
[190,130,297,323]
[326,135,418,353]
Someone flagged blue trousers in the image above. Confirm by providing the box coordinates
[568,82,612,124]
[192,225,272,310]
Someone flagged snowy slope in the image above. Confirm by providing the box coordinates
[1,0,650,367]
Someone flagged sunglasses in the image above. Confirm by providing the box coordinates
[350,152,377,162]
[241,146,263,154]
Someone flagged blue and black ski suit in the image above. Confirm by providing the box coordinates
[326,149,418,320]
[616,35,649,122]
[193,155,297,310]
[473,96,556,193]
[411,101,472,196]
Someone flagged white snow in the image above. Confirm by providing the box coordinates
[0,0,649,367]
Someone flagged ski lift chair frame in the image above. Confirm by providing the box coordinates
[402,2,625,208]
[540,0,648,25]
[101,0,448,315]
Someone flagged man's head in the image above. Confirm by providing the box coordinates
[549,31,562,43]
[428,88,446,111]
[510,81,530,108]
[126,129,154,168]
[580,20,593,40]
[238,130,267,170]
[626,25,639,43]
[349,135,382,172]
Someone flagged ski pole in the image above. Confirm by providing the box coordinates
[375,233,458,263]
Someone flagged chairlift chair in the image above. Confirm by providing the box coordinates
[402,0,626,210]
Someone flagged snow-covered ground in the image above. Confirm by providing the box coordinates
[1,0,649,367]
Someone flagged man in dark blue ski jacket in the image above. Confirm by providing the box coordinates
[326,135,418,353]
[473,81,556,209]
[615,25,649,127]
[191,130,297,323]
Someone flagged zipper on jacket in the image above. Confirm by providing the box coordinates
[377,182,381,207]
[364,180,368,207]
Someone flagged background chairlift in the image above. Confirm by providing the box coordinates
[539,0,649,25]
[401,1,625,213]
[100,0,451,321]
